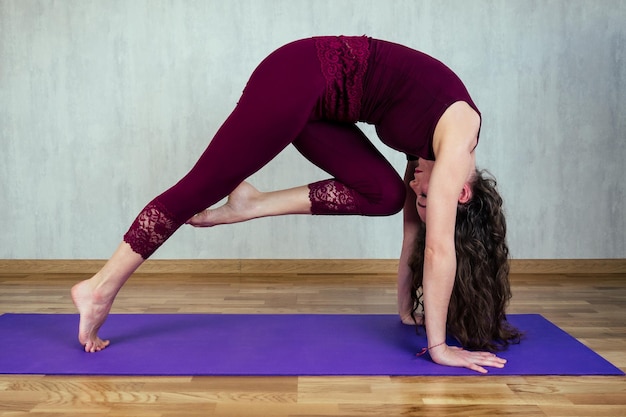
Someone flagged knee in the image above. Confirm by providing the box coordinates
[362,178,406,216]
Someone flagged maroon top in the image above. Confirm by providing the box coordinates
[313,36,480,161]
[362,38,480,160]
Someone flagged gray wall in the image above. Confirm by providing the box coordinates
[1,0,624,260]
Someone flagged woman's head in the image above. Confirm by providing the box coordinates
[409,158,475,223]
[409,170,523,351]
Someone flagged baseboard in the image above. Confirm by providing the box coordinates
[0,258,625,275]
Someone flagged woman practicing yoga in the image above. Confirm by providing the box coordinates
[72,35,521,373]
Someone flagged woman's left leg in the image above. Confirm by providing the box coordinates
[73,38,326,351]
[124,37,326,259]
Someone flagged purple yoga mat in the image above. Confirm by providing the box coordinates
[0,313,622,376]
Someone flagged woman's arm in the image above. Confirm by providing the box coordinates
[398,160,420,324]
[423,102,505,373]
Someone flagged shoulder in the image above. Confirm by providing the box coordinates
[438,101,481,132]
[433,101,481,156]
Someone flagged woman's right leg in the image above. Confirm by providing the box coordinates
[294,121,406,216]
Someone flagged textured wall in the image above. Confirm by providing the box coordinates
[1,0,624,259]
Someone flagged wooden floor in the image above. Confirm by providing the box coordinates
[0,269,625,416]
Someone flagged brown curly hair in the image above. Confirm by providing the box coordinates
[408,170,523,351]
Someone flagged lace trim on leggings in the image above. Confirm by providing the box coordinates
[314,35,370,121]
[308,179,360,215]
[123,199,180,259]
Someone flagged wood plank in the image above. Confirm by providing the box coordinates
[1,258,625,275]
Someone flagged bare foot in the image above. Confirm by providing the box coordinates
[71,279,112,352]
[186,181,262,227]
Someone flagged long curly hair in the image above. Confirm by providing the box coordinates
[408,170,523,351]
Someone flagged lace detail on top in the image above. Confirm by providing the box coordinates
[123,199,180,259]
[308,179,360,215]
[314,36,370,122]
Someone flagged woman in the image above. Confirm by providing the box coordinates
[72,35,517,373]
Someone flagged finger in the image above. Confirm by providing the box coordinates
[475,355,506,369]
[472,352,498,360]
[458,351,505,370]
[490,356,507,365]
[487,358,507,368]
[468,363,488,374]
[478,352,507,365]
[464,350,507,365]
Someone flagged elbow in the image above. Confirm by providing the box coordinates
[423,243,456,267]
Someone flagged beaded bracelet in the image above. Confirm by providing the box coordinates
[416,341,447,357]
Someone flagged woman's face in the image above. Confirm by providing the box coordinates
[409,158,434,223]
[409,157,475,223]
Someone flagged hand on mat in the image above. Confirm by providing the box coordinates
[400,313,424,326]
[430,345,507,374]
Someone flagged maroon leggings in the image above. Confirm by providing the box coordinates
[124,38,405,258]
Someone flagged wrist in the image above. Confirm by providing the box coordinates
[416,341,447,357]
